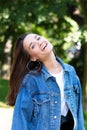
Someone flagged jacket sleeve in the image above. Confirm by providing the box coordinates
[11,83,34,130]
[76,76,85,130]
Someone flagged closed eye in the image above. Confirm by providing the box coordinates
[37,36,41,40]
[31,44,35,49]
[29,42,35,49]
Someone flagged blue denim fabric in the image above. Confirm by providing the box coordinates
[12,58,85,130]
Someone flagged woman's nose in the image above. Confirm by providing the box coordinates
[38,39,42,46]
[39,42,42,46]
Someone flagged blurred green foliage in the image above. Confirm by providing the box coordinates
[0,0,87,104]
[0,78,9,102]
[84,112,87,129]
[0,0,83,60]
[0,2,84,57]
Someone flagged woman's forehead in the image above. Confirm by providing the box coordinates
[25,33,39,41]
[24,34,34,43]
[23,34,37,49]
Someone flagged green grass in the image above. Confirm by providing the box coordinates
[0,78,9,104]
[84,112,87,129]
[85,121,87,130]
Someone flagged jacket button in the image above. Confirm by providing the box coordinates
[54,101,58,104]
[54,116,57,119]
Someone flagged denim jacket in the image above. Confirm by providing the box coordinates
[12,58,85,130]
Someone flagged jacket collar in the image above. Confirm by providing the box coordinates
[42,57,70,81]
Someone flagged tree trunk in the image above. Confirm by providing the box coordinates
[79,0,87,111]
[82,43,87,110]
[1,37,12,79]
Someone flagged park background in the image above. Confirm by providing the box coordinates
[0,0,87,129]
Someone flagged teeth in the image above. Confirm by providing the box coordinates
[43,44,46,48]
[42,43,47,50]
[41,41,47,51]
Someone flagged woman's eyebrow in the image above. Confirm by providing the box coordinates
[34,35,38,39]
[29,42,32,48]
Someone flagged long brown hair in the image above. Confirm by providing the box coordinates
[7,33,42,106]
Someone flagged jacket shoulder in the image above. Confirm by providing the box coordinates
[64,63,76,73]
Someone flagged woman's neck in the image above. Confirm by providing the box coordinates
[43,52,62,74]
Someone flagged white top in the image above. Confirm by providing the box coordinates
[50,70,68,116]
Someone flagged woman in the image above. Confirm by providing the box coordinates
[7,33,85,130]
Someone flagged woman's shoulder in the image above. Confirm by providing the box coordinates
[64,63,77,76]
[22,73,35,85]
[57,57,75,72]
[22,71,41,87]
[64,63,75,70]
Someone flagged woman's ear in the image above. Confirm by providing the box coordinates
[30,57,37,61]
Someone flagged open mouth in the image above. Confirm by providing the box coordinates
[41,42,48,51]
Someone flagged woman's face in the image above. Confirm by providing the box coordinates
[23,33,53,62]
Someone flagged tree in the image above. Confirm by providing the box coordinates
[0,0,87,109]
[79,0,87,110]
[0,0,77,77]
